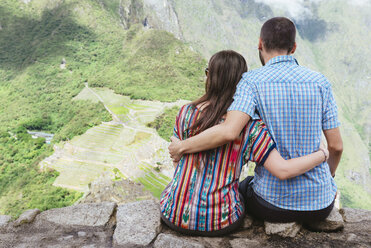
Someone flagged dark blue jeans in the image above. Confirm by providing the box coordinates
[238,176,335,223]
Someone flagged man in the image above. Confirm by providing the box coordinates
[169,17,343,222]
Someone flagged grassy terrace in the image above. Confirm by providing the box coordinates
[0,0,204,217]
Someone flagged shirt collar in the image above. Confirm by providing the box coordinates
[265,55,299,66]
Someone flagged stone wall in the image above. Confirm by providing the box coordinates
[0,200,370,248]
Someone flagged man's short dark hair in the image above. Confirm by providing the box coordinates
[260,17,296,53]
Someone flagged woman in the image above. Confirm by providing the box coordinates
[160,50,329,236]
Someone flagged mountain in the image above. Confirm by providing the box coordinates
[137,0,371,208]
[0,0,370,216]
[0,0,204,217]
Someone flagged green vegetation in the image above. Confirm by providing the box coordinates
[169,0,371,210]
[1,0,369,215]
[88,25,206,101]
[0,130,82,217]
[147,107,180,141]
[0,0,205,216]
[136,162,171,198]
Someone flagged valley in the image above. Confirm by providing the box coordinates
[0,0,370,217]
[40,85,187,196]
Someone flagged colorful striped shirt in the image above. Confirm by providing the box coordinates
[160,104,275,232]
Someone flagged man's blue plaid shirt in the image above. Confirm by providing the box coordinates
[229,55,340,211]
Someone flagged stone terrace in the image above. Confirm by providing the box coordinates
[0,200,370,248]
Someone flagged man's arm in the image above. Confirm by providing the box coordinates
[323,127,343,176]
[168,111,251,162]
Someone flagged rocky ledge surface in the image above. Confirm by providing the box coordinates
[0,200,370,248]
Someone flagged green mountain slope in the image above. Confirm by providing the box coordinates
[145,0,371,209]
[0,0,205,217]
[0,0,369,216]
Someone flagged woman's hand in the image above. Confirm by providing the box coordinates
[169,136,183,164]
[319,141,329,162]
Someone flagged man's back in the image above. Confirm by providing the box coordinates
[229,55,340,211]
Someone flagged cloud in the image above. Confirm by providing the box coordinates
[254,0,370,19]
[254,0,311,19]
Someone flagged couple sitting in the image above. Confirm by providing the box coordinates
[160,17,343,236]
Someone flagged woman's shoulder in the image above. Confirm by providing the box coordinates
[177,104,198,118]
[176,104,200,127]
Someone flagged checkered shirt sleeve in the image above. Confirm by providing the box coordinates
[228,73,260,119]
[322,84,340,130]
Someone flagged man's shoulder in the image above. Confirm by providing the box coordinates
[247,64,331,88]
[295,65,332,88]
[238,68,265,87]
[242,67,265,80]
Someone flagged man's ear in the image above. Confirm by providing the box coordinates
[290,42,297,54]
[258,38,263,51]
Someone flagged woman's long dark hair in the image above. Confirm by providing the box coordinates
[189,50,248,169]
[190,50,247,135]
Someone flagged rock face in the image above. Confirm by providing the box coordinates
[154,233,204,248]
[306,207,344,232]
[80,174,154,205]
[229,238,260,248]
[340,208,371,223]
[113,200,161,247]
[13,209,40,227]
[264,222,301,238]
[0,201,370,248]
[38,202,116,228]
[0,216,11,228]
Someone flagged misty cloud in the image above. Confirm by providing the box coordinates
[254,0,370,20]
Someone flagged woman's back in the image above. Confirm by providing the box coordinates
[160,104,275,232]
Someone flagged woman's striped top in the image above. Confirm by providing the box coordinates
[160,104,275,232]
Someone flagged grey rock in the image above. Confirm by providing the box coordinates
[340,208,371,223]
[92,231,109,242]
[154,234,204,248]
[306,207,344,232]
[38,202,116,227]
[201,237,225,247]
[14,209,40,227]
[78,231,87,237]
[0,215,12,228]
[347,233,358,242]
[230,238,260,248]
[81,245,98,248]
[264,222,301,238]
[113,200,161,247]
[14,243,34,248]
[47,245,72,248]
[57,235,74,241]
[243,214,253,229]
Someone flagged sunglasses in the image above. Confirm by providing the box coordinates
[205,68,209,76]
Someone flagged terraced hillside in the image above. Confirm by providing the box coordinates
[0,0,204,217]
[39,86,187,197]
[1,0,370,217]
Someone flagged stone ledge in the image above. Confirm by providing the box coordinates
[305,207,344,232]
[340,208,371,223]
[37,202,117,228]
[0,216,12,228]
[0,201,370,248]
[113,200,161,247]
[13,209,40,227]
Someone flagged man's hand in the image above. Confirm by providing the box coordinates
[169,136,183,163]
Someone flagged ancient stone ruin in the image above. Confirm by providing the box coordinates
[0,200,370,248]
